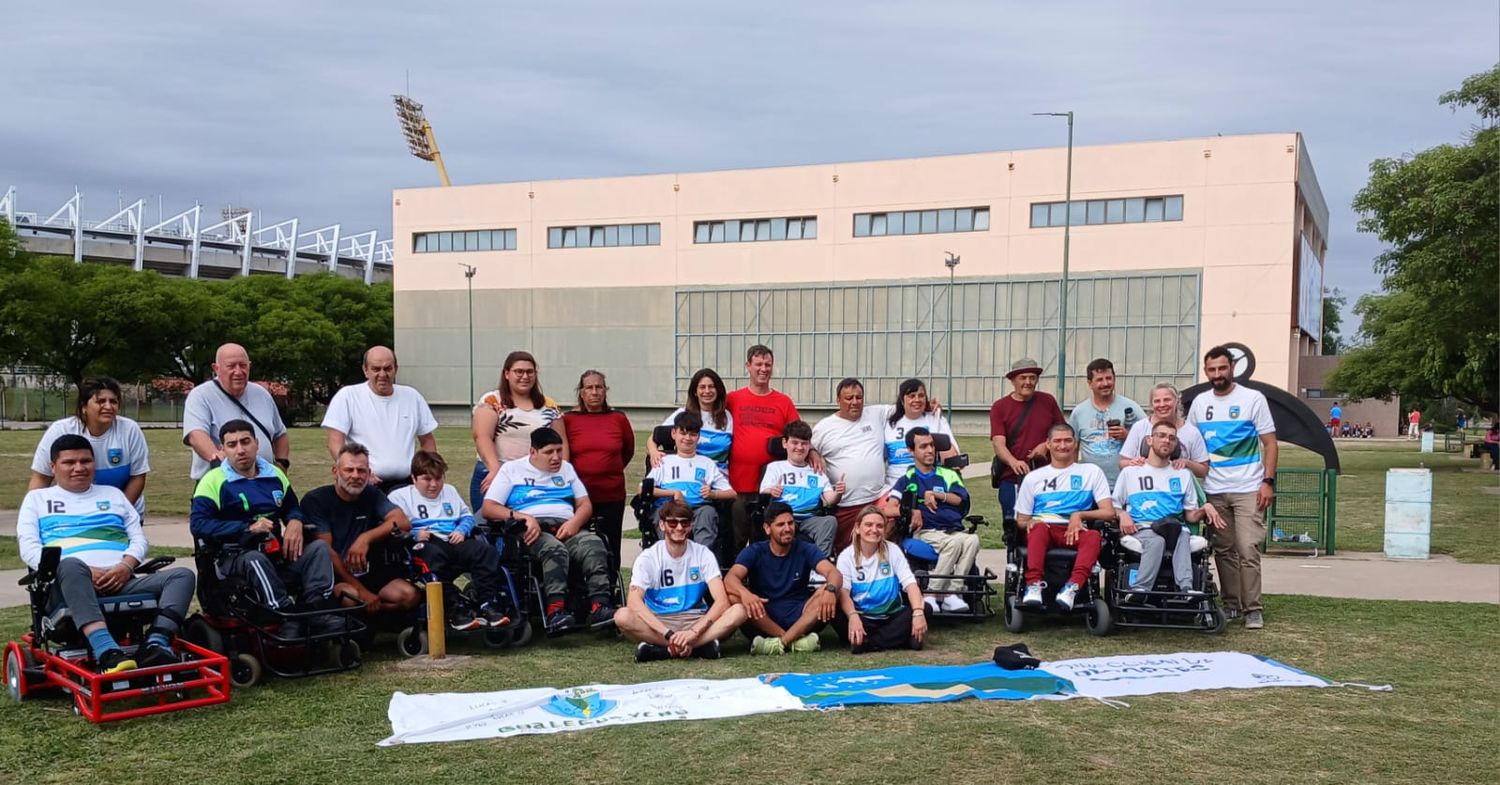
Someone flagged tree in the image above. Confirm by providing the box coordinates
[1320,287,1346,355]
[1329,65,1499,414]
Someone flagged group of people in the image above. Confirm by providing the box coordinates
[16,338,1284,676]
[1325,402,1374,438]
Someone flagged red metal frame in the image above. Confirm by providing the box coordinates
[5,634,231,723]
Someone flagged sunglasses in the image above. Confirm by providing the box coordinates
[660,518,693,529]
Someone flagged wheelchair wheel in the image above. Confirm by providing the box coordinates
[339,640,362,669]
[1003,595,1026,633]
[230,653,263,688]
[5,648,31,702]
[396,627,428,658]
[1203,609,1228,635]
[1085,598,1114,637]
[182,616,225,656]
[507,619,535,648]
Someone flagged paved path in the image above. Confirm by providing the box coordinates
[3,510,1496,609]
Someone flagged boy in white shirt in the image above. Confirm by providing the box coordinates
[759,420,843,558]
[646,411,735,554]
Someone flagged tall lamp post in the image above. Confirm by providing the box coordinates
[1033,110,1074,404]
[944,252,960,413]
[458,263,477,406]
[393,94,452,187]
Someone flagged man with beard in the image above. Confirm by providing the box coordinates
[1186,345,1277,630]
[302,442,420,616]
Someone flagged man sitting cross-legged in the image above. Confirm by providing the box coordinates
[615,499,748,662]
[724,502,843,655]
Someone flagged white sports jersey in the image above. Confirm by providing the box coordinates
[389,483,474,537]
[321,383,438,481]
[1015,462,1111,524]
[1119,419,1209,465]
[16,484,147,570]
[882,411,954,487]
[1113,464,1199,524]
[836,541,916,617]
[1187,384,1275,494]
[485,457,589,520]
[661,408,734,471]
[31,416,151,514]
[759,460,833,519]
[647,454,730,507]
[629,540,722,616]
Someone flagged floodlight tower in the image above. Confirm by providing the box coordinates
[393,94,451,186]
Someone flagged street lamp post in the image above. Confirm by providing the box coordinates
[458,263,477,406]
[944,252,960,413]
[1033,110,1074,404]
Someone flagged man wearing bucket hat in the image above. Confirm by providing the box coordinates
[988,358,1065,521]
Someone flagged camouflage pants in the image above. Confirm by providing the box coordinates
[529,518,612,604]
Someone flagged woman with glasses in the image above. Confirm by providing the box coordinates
[469,351,567,511]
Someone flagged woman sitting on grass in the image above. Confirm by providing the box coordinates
[834,505,927,653]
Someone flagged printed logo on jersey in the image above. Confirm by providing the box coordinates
[879,562,892,576]
[107,448,123,466]
[551,476,566,487]
[694,468,706,482]
[96,501,110,511]
[687,567,702,583]
[1229,406,1241,419]
[1070,475,1083,490]
[441,503,454,516]
[272,490,285,506]
[1169,477,1182,494]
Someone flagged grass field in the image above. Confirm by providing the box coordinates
[1,595,1495,784]
[1,427,1495,562]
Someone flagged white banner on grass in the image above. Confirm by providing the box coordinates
[379,677,809,746]
[1044,651,1331,699]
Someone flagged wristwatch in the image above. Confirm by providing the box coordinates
[823,583,838,594]
[1262,477,1277,488]
[275,457,291,469]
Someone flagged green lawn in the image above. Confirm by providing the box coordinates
[2,428,1495,561]
[0,595,1495,784]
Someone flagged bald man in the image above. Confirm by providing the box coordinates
[183,343,290,480]
[321,346,438,489]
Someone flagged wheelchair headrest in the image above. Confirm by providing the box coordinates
[766,436,788,460]
[931,433,954,452]
[651,425,675,452]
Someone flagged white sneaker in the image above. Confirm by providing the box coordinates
[1021,583,1045,608]
[923,595,940,614]
[940,594,970,613]
[1055,582,1081,611]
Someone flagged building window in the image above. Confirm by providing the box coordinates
[413,229,516,253]
[546,223,661,249]
[1030,195,1184,228]
[692,216,817,244]
[852,206,989,238]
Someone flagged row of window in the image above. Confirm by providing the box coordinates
[413,229,517,253]
[414,197,1188,254]
[547,223,660,249]
[1030,195,1184,228]
[693,216,817,244]
[853,207,989,238]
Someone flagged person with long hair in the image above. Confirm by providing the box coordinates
[562,370,635,565]
[834,505,926,653]
[882,378,957,487]
[1117,382,1209,479]
[648,368,733,473]
[29,376,151,513]
[469,351,567,511]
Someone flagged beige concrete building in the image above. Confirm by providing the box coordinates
[392,132,1328,419]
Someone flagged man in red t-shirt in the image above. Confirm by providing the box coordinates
[726,344,800,550]
[989,358,1065,521]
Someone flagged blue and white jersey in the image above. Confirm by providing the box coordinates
[16,484,148,570]
[662,408,734,472]
[836,541,916,617]
[1015,462,1111,525]
[31,416,151,514]
[647,454,730,507]
[882,410,954,487]
[759,460,832,519]
[629,540,721,616]
[485,457,588,520]
[1113,464,1198,524]
[1187,385,1275,494]
[389,483,474,537]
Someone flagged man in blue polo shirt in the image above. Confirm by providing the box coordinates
[724,502,842,655]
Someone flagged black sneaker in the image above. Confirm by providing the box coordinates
[691,640,722,660]
[588,604,617,628]
[635,642,671,663]
[277,619,306,641]
[479,603,512,628]
[545,609,578,633]
[309,613,347,637]
[449,608,483,632]
[97,648,137,675]
[137,640,179,668]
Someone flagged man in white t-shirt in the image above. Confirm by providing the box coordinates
[481,428,613,633]
[616,499,748,662]
[182,343,289,480]
[759,420,842,558]
[1186,345,1277,630]
[322,346,439,489]
[812,378,892,554]
[646,411,735,553]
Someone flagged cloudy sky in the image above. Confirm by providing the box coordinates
[3,1,1494,331]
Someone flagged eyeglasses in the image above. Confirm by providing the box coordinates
[660,518,692,528]
[510,368,537,376]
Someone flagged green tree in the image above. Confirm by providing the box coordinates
[1330,65,1499,413]
[1320,287,1346,355]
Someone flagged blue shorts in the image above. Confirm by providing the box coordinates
[766,597,809,630]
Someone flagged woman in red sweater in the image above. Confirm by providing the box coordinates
[562,370,636,567]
